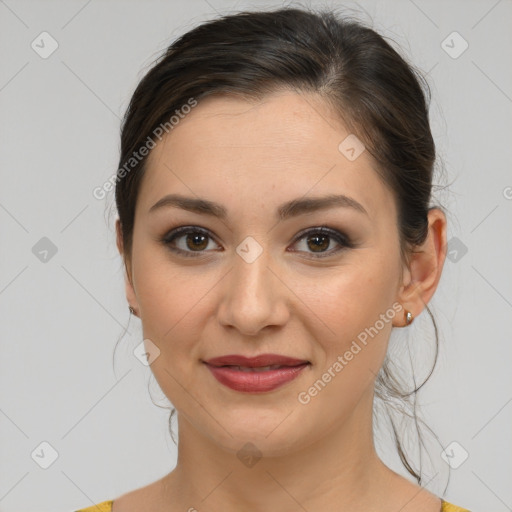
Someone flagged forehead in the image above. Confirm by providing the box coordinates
[138,91,395,223]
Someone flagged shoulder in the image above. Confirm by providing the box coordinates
[75,500,113,512]
[104,477,168,512]
[441,500,472,512]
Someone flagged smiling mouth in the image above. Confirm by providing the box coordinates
[203,362,310,392]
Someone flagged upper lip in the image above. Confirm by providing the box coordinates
[204,354,310,368]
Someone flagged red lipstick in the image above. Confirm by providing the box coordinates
[203,354,310,392]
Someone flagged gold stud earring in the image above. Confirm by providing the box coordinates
[129,306,136,316]
[404,310,413,326]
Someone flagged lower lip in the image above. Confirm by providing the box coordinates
[204,363,309,392]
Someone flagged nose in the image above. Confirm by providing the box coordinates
[216,243,290,336]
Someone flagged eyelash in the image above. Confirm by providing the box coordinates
[160,225,354,259]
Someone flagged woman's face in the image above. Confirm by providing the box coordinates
[121,90,411,457]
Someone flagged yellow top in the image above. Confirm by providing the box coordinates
[75,498,471,511]
[75,502,113,512]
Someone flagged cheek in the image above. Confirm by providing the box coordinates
[130,241,200,355]
[133,258,213,402]
[305,258,399,332]
[136,266,208,342]
[296,277,398,419]
[131,243,232,387]
[301,253,400,373]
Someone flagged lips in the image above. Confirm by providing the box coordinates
[223,365,286,372]
[204,353,309,368]
[203,354,310,392]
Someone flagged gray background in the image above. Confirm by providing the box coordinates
[1,0,511,511]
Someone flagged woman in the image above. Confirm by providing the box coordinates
[77,6,471,512]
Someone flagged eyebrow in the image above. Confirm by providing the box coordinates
[148,193,368,220]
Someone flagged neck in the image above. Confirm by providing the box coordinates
[161,387,395,512]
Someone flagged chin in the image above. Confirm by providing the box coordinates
[209,420,310,460]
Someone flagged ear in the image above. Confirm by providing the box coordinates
[116,219,139,316]
[393,208,447,327]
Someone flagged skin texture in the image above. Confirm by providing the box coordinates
[115,90,447,512]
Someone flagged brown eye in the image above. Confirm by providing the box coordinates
[290,227,352,258]
[162,226,220,257]
[306,233,330,252]
[184,232,209,251]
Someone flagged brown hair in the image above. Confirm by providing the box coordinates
[114,6,447,486]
